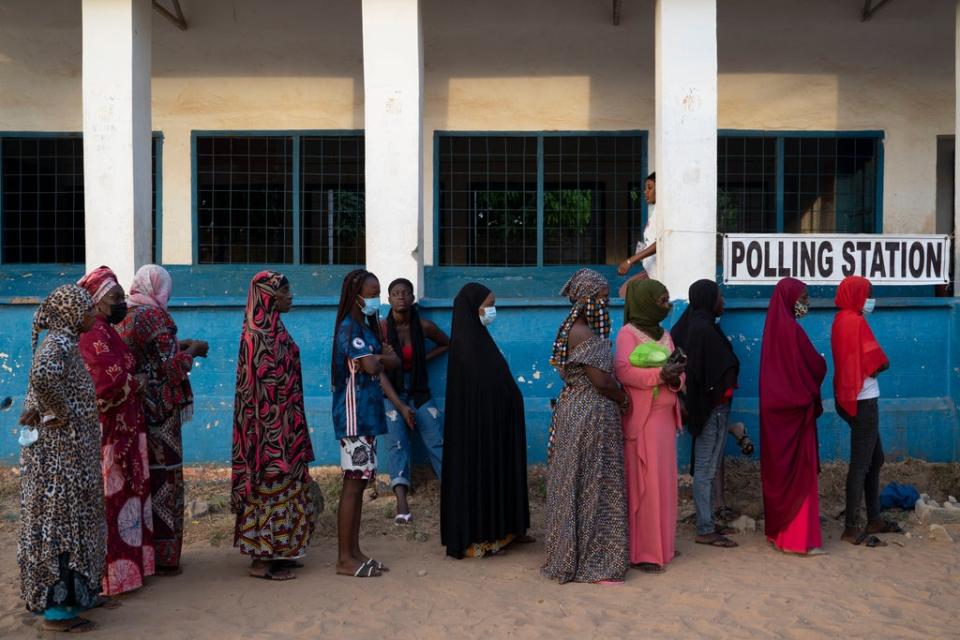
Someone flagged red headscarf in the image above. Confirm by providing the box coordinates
[77,265,119,304]
[830,276,888,417]
[759,278,827,414]
[759,278,827,539]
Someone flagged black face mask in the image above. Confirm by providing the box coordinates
[106,301,128,325]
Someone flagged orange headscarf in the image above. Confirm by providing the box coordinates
[830,276,888,417]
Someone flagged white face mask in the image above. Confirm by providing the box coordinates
[18,427,38,447]
[863,298,876,314]
[480,306,497,326]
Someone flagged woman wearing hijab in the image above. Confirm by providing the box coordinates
[18,285,104,632]
[232,271,316,581]
[831,276,900,547]
[543,269,629,584]
[77,266,154,596]
[379,277,449,524]
[759,278,827,555]
[671,279,740,549]
[118,264,208,575]
[614,279,684,573]
[441,283,530,558]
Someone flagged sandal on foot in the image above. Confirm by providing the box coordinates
[849,531,887,547]
[351,559,382,578]
[866,519,904,535]
[635,562,665,574]
[394,513,413,526]
[41,617,97,633]
[250,565,296,581]
[695,533,738,548]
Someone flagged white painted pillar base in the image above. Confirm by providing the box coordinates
[82,0,152,289]
[655,0,718,300]
[362,0,424,298]
[954,0,960,296]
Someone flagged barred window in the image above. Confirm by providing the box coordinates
[718,132,881,236]
[0,135,162,264]
[195,133,365,265]
[437,133,647,267]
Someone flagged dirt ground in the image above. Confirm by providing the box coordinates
[0,460,958,639]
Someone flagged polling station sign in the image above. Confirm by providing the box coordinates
[723,234,950,285]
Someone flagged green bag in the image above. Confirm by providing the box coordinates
[629,342,670,368]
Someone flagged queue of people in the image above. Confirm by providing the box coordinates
[16,256,900,629]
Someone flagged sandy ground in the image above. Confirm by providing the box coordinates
[0,460,958,639]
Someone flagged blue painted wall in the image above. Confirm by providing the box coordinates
[1,267,958,466]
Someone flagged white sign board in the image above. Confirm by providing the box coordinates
[722,234,950,285]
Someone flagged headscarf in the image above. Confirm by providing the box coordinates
[231,271,314,513]
[549,268,611,369]
[128,264,173,310]
[76,265,119,304]
[759,278,826,413]
[385,278,431,407]
[831,276,888,417]
[671,279,740,435]
[759,277,827,539]
[32,285,93,351]
[623,278,669,340]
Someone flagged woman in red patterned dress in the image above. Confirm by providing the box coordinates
[77,266,155,595]
[118,265,207,576]
[231,271,316,581]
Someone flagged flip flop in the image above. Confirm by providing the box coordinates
[394,513,413,526]
[250,566,296,581]
[852,532,887,548]
[867,520,904,535]
[372,559,389,572]
[350,559,382,578]
[695,533,738,548]
[40,617,98,633]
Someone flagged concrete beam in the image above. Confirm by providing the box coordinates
[82,0,153,288]
[655,0,718,300]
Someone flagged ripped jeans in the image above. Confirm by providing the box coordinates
[380,394,444,489]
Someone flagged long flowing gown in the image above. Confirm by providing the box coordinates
[543,335,628,583]
[78,317,155,595]
[19,330,105,613]
[441,283,529,558]
[231,271,315,559]
[759,278,827,554]
[119,305,193,570]
[614,325,682,567]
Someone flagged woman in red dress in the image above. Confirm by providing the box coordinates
[759,278,827,555]
[77,266,155,595]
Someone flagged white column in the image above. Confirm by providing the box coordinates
[655,0,718,300]
[954,0,960,296]
[82,0,152,288]
[362,0,424,298]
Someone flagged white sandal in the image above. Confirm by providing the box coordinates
[394,513,413,525]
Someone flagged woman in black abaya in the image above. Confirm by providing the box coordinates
[441,283,530,558]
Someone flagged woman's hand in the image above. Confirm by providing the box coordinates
[618,258,633,276]
[382,343,397,360]
[660,362,684,388]
[19,408,39,427]
[189,340,210,358]
[401,405,416,430]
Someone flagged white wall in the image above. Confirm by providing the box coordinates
[0,0,953,266]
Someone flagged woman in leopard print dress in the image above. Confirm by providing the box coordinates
[18,284,106,632]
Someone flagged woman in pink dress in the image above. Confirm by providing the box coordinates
[759,278,827,555]
[614,279,685,574]
[77,266,155,595]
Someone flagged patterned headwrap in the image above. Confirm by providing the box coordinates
[76,265,119,304]
[549,268,611,369]
[32,284,93,351]
[128,264,173,310]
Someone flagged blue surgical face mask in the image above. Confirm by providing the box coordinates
[480,306,497,326]
[18,427,38,447]
[863,298,876,314]
[358,296,381,316]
